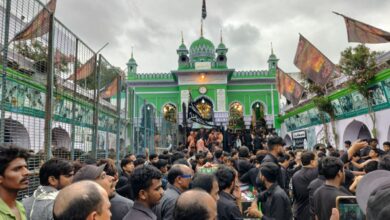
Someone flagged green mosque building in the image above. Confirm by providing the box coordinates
[125,30,280,152]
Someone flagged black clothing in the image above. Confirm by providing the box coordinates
[313,184,352,220]
[253,136,263,152]
[360,146,385,158]
[292,167,318,220]
[240,167,260,188]
[280,166,290,194]
[258,183,292,220]
[110,194,133,220]
[217,191,242,220]
[262,154,285,190]
[123,201,157,220]
[308,176,326,220]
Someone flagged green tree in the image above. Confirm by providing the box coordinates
[339,44,379,137]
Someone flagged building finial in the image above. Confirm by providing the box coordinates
[131,46,134,58]
[220,29,223,43]
[201,20,204,37]
[271,42,274,55]
[181,31,184,44]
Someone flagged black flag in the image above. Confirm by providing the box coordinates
[202,0,207,20]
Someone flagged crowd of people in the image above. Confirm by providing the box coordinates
[1,129,390,220]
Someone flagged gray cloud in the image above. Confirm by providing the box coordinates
[53,0,390,73]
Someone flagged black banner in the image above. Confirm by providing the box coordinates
[187,94,214,127]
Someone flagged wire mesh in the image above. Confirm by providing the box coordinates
[0,0,123,199]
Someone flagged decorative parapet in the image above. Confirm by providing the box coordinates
[231,70,272,79]
[135,72,174,81]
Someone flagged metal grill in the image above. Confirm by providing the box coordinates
[0,0,123,199]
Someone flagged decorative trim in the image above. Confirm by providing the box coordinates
[135,91,179,95]
[227,89,276,92]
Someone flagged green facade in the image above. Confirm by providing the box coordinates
[125,31,280,151]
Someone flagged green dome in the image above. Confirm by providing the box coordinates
[190,37,215,62]
[178,43,187,50]
[217,42,226,49]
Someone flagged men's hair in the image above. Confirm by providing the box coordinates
[133,158,146,167]
[0,145,30,176]
[39,158,74,186]
[167,165,185,185]
[369,138,378,143]
[379,155,390,171]
[364,161,378,174]
[301,151,316,166]
[171,151,185,164]
[149,153,158,161]
[238,146,250,158]
[53,181,104,220]
[153,159,168,170]
[131,165,162,199]
[260,162,280,183]
[124,153,134,159]
[215,165,236,191]
[317,158,324,176]
[195,152,206,161]
[370,148,380,156]
[267,137,284,151]
[173,190,212,220]
[173,158,190,167]
[214,149,223,159]
[329,151,340,158]
[321,157,344,180]
[344,140,351,145]
[97,158,117,177]
[120,158,133,169]
[384,141,390,147]
[256,152,267,164]
[136,154,146,160]
[191,173,217,194]
[278,153,290,163]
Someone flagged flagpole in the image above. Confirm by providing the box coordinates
[43,12,56,160]
[0,0,12,143]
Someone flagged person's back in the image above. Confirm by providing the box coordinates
[292,152,318,220]
[22,186,58,220]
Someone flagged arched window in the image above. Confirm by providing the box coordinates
[228,102,244,130]
[251,102,266,129]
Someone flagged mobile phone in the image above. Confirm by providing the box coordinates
[336,196,365,220]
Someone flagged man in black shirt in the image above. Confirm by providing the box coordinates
[215,165,242,220]
[292,151,318,220]
[360,138,385,158]
[246,162,292,220]
[313,157,352,220]
[262,136,285,189]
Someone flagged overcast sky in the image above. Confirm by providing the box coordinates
[53,0,390,73]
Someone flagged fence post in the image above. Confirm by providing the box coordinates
[70,39,79,160]
[116,75,121,164]
[0,0,12,143]
[91,55,101,159]
[43,13,56,161]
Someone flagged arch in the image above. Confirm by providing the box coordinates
[228,101,244,130]
[162,103,177,123]
[284,134,293,147]
[343,120,371,143]
[194,95,214,110]
[250,100,268,115]
[52,127,71,149]
[251,101,266,129]
[4,118,31,149]
[229,100,245,114]
[388,126,390,141]
[194,96,214,121]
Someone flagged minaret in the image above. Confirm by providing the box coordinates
[268,42,279,75]
[127,47,138,80]
[216,29,228,68]
[177,31,189,70]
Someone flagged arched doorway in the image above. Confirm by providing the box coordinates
[52,127,71,149]
[141,104,156,152]
[162,103,177,149]
[251,102,266,129]
[4,118,31,149]
[284,135,293,147]
[228,102,244,130]
[194,96,214,121]
[343,120,371,142]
